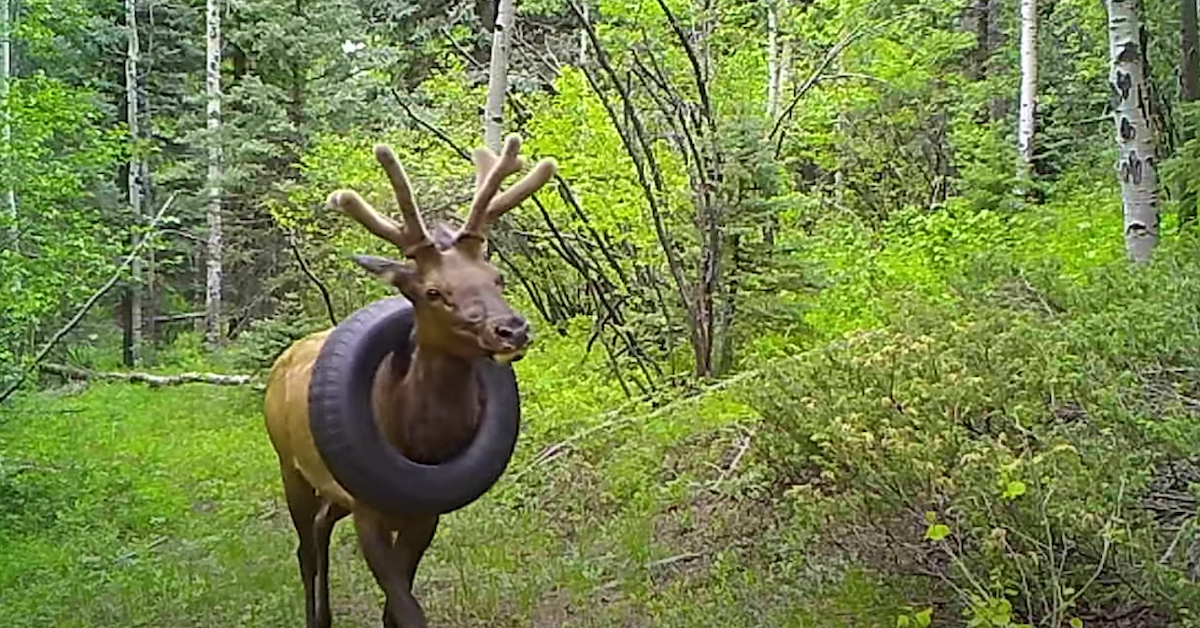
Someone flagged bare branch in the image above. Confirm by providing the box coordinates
[286,232,338,327]
[769,26,866,145]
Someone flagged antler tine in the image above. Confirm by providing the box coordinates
[458,135,524,243]
[326,190,409,250]
[373,144,435,257]
[486,157,557,217]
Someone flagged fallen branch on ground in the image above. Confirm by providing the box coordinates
[40,363,252,388]
[0,194,179,405]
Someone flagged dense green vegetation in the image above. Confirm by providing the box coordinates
[5,0,1200,626]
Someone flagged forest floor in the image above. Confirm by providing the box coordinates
[0,372,916,628]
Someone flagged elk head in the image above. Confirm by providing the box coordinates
[327,135,557,363]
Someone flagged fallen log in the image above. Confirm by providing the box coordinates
[40,363,252,388]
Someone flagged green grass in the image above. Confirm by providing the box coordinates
[0,342,912,627]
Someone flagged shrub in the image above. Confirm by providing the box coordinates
[747,237,1200,626]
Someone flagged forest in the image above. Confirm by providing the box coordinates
[3,0,1200,625]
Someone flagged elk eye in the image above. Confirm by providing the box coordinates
[425,287,442,301]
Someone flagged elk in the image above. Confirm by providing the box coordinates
[263,134,556,628]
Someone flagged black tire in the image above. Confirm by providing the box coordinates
[307,296,520,516]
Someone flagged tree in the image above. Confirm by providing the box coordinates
[1,0,13,243]
[125,0,145,365]
[483,0,514,152]
[767,0,780,120]
[1185,0,1199,102]
[205,0,223,347]
[1017,0,1038,186]
[1105,0,1161,262]
[1180,0,1198,225]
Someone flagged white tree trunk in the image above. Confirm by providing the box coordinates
[125,0,144,365]
[1017,0,1038,179]
[766,0,779,120]
[578,2,588,65]
[204,0,223,347]
[483,0,515,152]
[779,36,792,110]
[1106,0,1160,261]
[2,0,15,240]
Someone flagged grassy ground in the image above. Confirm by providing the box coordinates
[0,339,914,628]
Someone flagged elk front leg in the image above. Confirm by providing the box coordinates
[383,515,439,628]
[353,513,439,628]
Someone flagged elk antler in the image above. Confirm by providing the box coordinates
[327,145,436,259]
[456,134,557,254]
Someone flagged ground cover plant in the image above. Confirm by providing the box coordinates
[5,0,1200,626]
[6,189,1200,626]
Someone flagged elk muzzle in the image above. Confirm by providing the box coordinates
[486,313,531,364]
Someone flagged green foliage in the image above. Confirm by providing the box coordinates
[0,68,125,387]
[749,221,1200,624]
[4,0,1200,625]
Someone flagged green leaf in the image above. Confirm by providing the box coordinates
[924,523,950,541]
[1069,618,1083,628]
[1002,480,1027,500]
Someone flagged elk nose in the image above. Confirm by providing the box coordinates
[493,315,530,346]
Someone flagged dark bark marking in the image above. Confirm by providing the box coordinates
[1119,151,1146,185]
[1116,70,1132,100]
[1119,117,1135,141]
[1116,42,1139,64]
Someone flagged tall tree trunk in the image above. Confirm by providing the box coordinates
[0,0,13,244]
[1017,0,1038,185]
[987,0,1008,120]
[766,0,779,119]
[125,0,144,366]
[1185,0,1199,101]
[1106,0,1161,261]
[578,2,588,64]
[966,0,990,80]
[483,0,514,152]
[1179,0,1198,225]
[779,37,792,107]
[764,5,789,247]
[205,0,223,347]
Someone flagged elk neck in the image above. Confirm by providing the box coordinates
[374,341,482,465]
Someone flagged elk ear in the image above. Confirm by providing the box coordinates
[353,254,421,297]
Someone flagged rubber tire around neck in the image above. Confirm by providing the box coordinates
[307,295,520,517]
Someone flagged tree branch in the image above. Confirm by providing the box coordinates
[769,26,866,144]
[286,232,338,327]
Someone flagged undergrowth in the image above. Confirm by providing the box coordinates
[4,185,1200,626]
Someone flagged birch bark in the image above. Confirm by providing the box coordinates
[1017,0,1038,181]
[1,0,14,239]
[483,0,514,152]
[1105,0,1161,261]
[766,0,779,119]
[125,0,144,365]
[205,0,223,346]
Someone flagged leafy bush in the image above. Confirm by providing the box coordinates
[748,232,1200,625]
